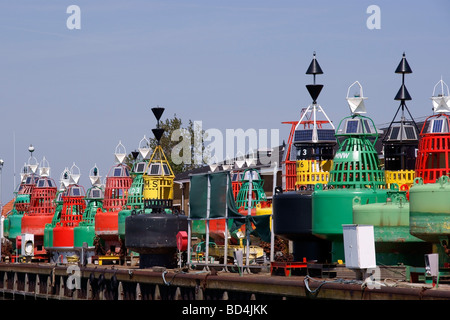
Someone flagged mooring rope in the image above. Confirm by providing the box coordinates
[162,269,209,286]
[304,275,372,297]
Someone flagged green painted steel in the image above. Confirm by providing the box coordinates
[118,162,146,240]
[312,113,388,262]
[328,115,385,189]
[353,185,429,266]
[312,185,388,239]
[353,187,412,239]
[4,172,37,253]
[410,176,450,243]
[73,186,104,247]
[3,194,31,244]
[312,112,387,240]
[73,225,96,247]
[312,186,388,263]
[3,210,22,242]
[235,169,268,210]
[43,191,63,248]
[43,224,53,248]
[118,209,134,239]
[14,194,31,212]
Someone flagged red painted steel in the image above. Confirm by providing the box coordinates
[415,114,450,183]
[176,231,188,251]
[95,164,132,235]
[21,177,57,258]
[232,180,243,199]
[22,177,57,236]
[53,185,87,247]
[282,121,298,191]
[15,177,37,213]
[101,164,132,212]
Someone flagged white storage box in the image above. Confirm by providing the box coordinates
[342,224,376,269]
[21,233,34,257]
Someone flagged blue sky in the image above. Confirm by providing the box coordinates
[0,0,449,204]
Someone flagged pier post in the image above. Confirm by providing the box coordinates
[136,283,142,300]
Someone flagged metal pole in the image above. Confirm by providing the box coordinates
[271,163,277,262]
[13,133,16,192]
[224,173,229,271]
[312,104,317,142]
[0,159,3,217]
[246,172,252,271]
[0,159,3,262]
[205,175,211,269]
[181,183,185,212]
[187,180,192,268]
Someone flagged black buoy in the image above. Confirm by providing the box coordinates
[273,191,331,262]
[125,213,188,268]
[272,53,333,263]
[124,106,187,269]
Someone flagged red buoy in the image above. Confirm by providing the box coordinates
[52,184,86,248]
[415,114,450,183]
[415,79,450,183]
[21,176,57,257]
[15,174,38,213]
[95,164,132,232]
[95,159,132,254]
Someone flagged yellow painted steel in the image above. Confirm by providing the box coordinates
[255,203,272,216]
[208,245,265,260]
[385,170,415,189]
[98,256,120,265]
[296,159,333,187]
[143,145,175,200]
[255,203,272,230]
